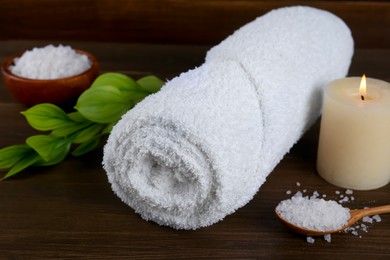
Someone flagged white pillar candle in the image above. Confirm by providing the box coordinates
[317,76,390,190]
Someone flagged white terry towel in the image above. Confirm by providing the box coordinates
[103,6,354,229]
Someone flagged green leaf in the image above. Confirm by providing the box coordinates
[68,111,87,122]
[91,73,138,92]
[51,121,93,137]
[73,124,104,144]
[0,144,33,169]
[2,150,41,180]
[136,75,164,93]
[21,103,70,131]
[33,152,68,167]
[26,135,71,162]
[120,90,149,103]
[71,136,101,157]
[75,85,133,123]
[102,122,116,135]
[1,73,164,179]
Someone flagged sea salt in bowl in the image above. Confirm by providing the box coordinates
[1,47,99,106]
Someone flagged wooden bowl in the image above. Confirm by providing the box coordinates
[1,49,99,107]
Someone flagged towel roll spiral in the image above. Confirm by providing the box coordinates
[103,6,354,229]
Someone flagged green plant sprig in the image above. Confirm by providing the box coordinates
[0,73,164,180]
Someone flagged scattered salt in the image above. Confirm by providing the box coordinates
[339,196,349,204]
[9,44,92,79]
[310,191,320,200]
[362,216,373,224]
[306,236,315,244]
[324,234,331,243]
[360,224,368,232]
[373,215,382,222]
[286,190,292,195]
[343,216,377,237]
[294,191,303,198]
[296,181,301,187]
[276,196,350,232]
[346,226,355,231]
[280,185,383,242]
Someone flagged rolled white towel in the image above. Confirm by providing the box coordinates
[103,6,354,229]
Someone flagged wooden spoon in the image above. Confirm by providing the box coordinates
[275,205,390,236]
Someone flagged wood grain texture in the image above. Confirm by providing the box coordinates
[0,0,389,48]
[0,40,389,259]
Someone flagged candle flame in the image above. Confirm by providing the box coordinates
[360,74,366,100]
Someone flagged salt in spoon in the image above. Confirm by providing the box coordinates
[275,204,390,236]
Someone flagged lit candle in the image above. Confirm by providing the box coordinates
[317,75,390,190]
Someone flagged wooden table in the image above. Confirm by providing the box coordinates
[0,41,389,259]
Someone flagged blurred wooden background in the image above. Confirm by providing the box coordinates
[0,0,389,48]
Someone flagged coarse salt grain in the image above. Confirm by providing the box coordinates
[360,224,368,232]
[310,191,320,200]
[345,189,353,195]
[373,215,382,222]
[276,194,350,232]
[294,191,303,197]
[362,216,373,223]
[306,236,315,244]
[324,234,331,243]
[9,44,92,80]
[339,196,349,204]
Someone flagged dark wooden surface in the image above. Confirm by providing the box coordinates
[0,40,389,259]
[0,0,389,48]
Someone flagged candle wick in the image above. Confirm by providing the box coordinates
[361,95,365,101]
